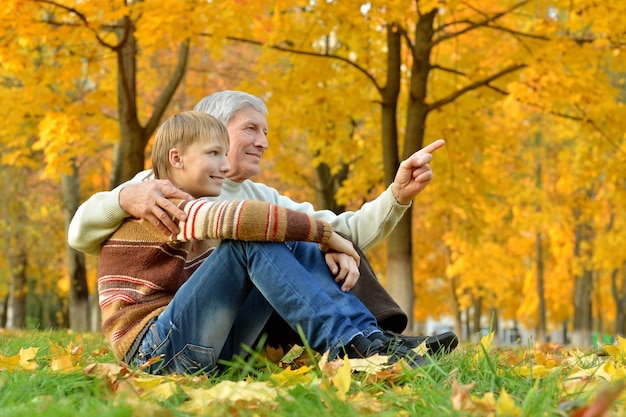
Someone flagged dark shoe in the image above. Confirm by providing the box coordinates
[374,330,459,355]
[342,334,386,359]
[343,334,426,368]
[384,342,428,368]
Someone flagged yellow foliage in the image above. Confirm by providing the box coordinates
[1,0,625,337]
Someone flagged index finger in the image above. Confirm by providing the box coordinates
[160,198,187,222]
[417,139,446,155]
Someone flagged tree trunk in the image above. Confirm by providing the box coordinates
[0,295,7,327]
[315,161,348,214]
[535,229,547,343]
[385,11,438,332]
[571,217,594,347]
[450,275,463,342]
[387,213,415,330]
[611,265,626,337]
[110,17,190,187]
[111,16,144,187]
[490,307,499,338]
[535,155,547,343]
[472,295,483,335]
[62,165,90,331]
[7,248,27,329]
[379,23,408,322]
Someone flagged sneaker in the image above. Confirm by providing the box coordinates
[384,342,428,368]
[342,334,426,368]
[342,334,386,359]
[373,330,459,355]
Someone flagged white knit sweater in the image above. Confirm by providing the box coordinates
[68,170,411,256]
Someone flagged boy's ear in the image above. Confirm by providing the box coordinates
[169,148,184,168]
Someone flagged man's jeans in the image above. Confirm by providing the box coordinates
[134,240,379,374]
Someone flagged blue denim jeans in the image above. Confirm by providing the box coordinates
[134,240,379,374]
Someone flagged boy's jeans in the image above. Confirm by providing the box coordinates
[134,240,379,374]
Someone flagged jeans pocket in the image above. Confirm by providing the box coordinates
[163,344,216,375]
[134,324,167,372]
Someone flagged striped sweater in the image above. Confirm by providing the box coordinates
[98,199,333,362]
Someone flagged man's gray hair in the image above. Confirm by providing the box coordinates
[193,90,268,125]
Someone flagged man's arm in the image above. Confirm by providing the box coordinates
[232,140,445,252]
[67,170,192,256]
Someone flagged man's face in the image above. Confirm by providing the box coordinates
[225,107,269,182]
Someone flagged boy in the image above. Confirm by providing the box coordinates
[97,111,424,374]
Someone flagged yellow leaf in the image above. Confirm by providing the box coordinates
[514,364,551,379]
[48,341,83,370]
[412,339,429,356]
[602,361,626,382]
[349,354,389,373]
[473,331,494,362]
[19,347,39,370]
[0,353,21,371]
[496,388,521,416]
[471,392,496,411]
[333,356,352,400]
[481,332,495,352]
[140,380,178,401]
[49,355,74,372]
[604,336,626,362]
[199,380,278,402]
[133,375,169,391]
[270,365,314,386]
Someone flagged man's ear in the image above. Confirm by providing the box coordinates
[169,148,184,168]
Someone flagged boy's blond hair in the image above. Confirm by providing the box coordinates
[152,111,229,180]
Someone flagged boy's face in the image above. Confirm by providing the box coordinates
[172,136,230,198]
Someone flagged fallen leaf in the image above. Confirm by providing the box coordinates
[332,356,352,400]
[570,381,625,417]
[140,381,179,401]
[604,336,626,362]
[450,377,476,411]
[19,347,39,370]
[270,364,314,386]
[495,388,522,416]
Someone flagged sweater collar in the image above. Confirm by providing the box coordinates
[222,178,243,192]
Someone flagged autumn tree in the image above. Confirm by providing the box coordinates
[216,0,626,340]
[1,0,624,344]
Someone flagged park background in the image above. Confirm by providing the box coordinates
[0,0,624,348]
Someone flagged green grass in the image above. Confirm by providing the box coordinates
[0,330,623,416]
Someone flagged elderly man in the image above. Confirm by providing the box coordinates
[69,90,456,355]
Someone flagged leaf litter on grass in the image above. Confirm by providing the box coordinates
[1,330,626,416]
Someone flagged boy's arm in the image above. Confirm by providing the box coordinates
[176,199,333,245]
[176,199,360,280]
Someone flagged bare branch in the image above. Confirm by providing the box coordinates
[485,83,509,96]
[215,34,382,92]
[143,40,190,138]
[521,100,626,154]
[431,64,466,77]
[428,64,526,111]
[31,0,118,49]
[485,24,550,41]
[433,0,532,46]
